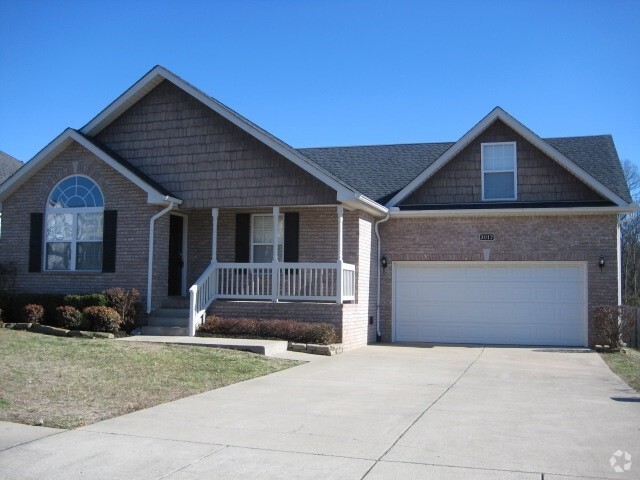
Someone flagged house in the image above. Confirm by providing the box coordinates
[0,66,634,349]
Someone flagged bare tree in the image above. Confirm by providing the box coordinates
[621,160,640,305]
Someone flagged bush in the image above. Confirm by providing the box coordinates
[21,304,44,324]
[55,306,91,331]
[0,262,17,293]
[83,306,122,333]
[593,305,637,349]
[197,316,338,345]
[63,294,108,311]
[103,288,141,332]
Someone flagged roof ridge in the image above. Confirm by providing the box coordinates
[298,141,456,150]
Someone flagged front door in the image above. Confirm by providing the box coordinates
[168,215,184,296]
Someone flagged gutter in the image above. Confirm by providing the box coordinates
[389,204,638,218]
[374,212,390,342]
[146,199,175,314]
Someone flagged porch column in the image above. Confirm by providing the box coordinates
[211,208,218,263]
[337,205,344,304]
[272,206,280,302]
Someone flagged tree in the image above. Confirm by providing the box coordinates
[621,160,640,305]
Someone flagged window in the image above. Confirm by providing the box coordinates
[481,142,517,200]
[251,214,284,262]
[45,175,104,271]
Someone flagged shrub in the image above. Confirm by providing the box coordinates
[103,288,141,332]
[197,316,338,344]
[83,306,122,333]
[21,304,44,324]
[593,305,637,349]
[55,306,91,331]
[63,294,108,311]
[0,262,17,293]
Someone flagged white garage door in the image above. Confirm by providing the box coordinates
[393,262,587,346]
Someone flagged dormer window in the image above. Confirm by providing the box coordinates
[481,142,517,201]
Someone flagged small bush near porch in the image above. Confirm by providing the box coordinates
[197,316,339,345]
[0,329,300,429]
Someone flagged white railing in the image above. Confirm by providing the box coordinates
[188,262,356,336]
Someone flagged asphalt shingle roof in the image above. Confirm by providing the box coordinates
[0,150,23,184]
[298,135,631,204]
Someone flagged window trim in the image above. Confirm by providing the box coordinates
[44,175,105,272]
[481,141,517,201]
[250,213,284,263]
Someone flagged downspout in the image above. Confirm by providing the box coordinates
[146,200,175,314]
[374,212,390,342]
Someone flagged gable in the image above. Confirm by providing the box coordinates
[401,120,608,206]
[95,81,338,209]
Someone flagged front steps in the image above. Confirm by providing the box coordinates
[141,307,189,336]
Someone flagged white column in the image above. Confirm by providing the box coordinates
[337,205,344,304]
[211,208,218,263]
[272,206,280,302]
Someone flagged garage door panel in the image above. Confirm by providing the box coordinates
[393,263,586,346]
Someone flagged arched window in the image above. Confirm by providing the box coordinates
[45,176,104,271]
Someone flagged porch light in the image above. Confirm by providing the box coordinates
[599,255,605,271]
[381,256,388,269]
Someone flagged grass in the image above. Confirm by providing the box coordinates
[0,329,300,429]
[600,347,640,392]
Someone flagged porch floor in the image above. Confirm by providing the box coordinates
[119,335,290,357]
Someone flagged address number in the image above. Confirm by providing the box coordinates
[479,234,495,241]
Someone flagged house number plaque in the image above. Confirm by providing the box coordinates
[479,233,495,241]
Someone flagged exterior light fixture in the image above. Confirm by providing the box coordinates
[599,255,605,271]
[381,256,388,269]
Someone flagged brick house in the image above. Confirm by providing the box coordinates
[0,66,634,349]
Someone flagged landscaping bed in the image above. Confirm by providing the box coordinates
[600,347,640,392]
[0,329,300,429]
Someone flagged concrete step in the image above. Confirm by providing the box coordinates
[162,297,190,309]
[152,308,189,318]
[148,316,189,328]
[141,326,188,336]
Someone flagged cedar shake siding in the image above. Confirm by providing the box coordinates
[0,142,167,309]
[378,214,618,347]
[402,120,606,206]
[96,81,337,209]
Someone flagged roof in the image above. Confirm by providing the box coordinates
[300,135,632,205]
[0,150,23,184]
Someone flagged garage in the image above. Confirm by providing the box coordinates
[393,262,587,346]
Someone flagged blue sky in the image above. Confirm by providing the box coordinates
[1,0,639,168]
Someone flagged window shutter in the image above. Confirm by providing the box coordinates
[235,213,250,262]
[28,213,43,273]
[283,212,299,262]
[102,210,117,273]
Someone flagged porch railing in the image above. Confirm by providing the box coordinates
[188,262,356,336]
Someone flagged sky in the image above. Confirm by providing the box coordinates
[1,0,639,168]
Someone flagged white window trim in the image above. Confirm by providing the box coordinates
[44,175,104,272]
[250,213,284,263]
[481,141,517,201]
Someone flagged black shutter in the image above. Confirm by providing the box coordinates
[235,213,250,262]
[283,212,299,262]
[28,213,43,273]
[102,210,117,273]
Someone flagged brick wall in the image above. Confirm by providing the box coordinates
[403,120,605,205]
[96,80,337,209]
[378,214,619,346]
[0,142,169,310]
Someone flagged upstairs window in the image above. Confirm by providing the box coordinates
[45,175,104,271]
[251,214,284,263]
[481,142,517,201]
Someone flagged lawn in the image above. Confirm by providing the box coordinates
[0,329,300,429]
[600,347,640,392]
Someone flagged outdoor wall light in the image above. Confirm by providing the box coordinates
[599,255,605,271]
[381,256,388,269]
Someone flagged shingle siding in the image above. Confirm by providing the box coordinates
[403,121,605,206]
[378,214,618,346]
[96,81,337,208]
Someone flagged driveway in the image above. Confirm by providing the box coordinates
[1,346,638,479]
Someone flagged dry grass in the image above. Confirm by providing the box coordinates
[600,347,640,392]
[0,329,300,429]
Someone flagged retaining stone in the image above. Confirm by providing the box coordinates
[32,324,70,337]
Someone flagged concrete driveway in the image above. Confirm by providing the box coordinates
[1,346,639,479]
